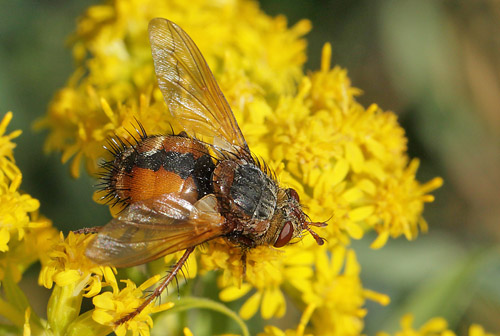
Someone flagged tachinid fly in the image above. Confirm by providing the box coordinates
[83,18,326,324]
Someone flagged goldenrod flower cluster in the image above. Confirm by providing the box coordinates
[2,0,493,335]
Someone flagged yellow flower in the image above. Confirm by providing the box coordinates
[241,43,442,247]
[468,324,497,336]
[376,314,455,336]
[0,112,51,253]
[92,276,174,336]
[0,182,46,252]
[0,223,58,284]
[203,239,315,320]
[370,159,444,248]
[301,246,389,336]
[258,303,316,336]
[39,231,116,295]
[0,112,22,179]
[0,112,54,285]
[0,113,57,334]
[38,232,117,335]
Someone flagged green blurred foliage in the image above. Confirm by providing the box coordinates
[1,0,499,334]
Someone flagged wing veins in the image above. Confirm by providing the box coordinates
[167,21,240,143]
[163,73,214,121]
[166,79,226,133]
[149,18,249,154]
[170,23,211,100]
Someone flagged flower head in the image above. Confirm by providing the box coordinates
[92,276,174,336]
[39,231,116,296]
[0,112,22,178]
[0,112,54,285]
[0,112,51,255]
[299,246,389,336]
[201,238,315,320]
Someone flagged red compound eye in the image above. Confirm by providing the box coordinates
[287,188,300,202]
[273,221,294,248]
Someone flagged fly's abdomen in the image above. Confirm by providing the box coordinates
[101,135,215,206]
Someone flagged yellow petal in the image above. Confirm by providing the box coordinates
[92,309,114,325]
[219,283,252,302]
[345,142,364,173]
[348,206,374,222]
[70,151,83,178]
[342,187,363,203]
[261,288,281,319]
[93,293,116,310]
[420,317,448,333]
[330,159,349,187]
[0,227,10,252]
[363,289,390,306]
[370,231,389,249]
[345,222,364,240]
[54,270,81,286]
[239,291,262,320]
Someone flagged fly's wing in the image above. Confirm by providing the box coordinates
[86,194,226,268]
[148,18,250,157]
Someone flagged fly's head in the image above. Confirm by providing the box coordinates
[271,187,326,248]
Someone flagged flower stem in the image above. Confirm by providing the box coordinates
[297,303,316,336]
[47,284,83,336]
[0,298,24,326]
[167,297,249,336]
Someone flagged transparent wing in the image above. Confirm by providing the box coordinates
[148,18,250,156]
[86,194,226,268]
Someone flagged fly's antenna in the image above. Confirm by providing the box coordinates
[304,221,327,246]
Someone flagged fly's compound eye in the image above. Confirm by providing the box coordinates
[287,188,300,202]
[273,221,294,248]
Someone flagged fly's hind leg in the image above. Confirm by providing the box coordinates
[114,246,195,326]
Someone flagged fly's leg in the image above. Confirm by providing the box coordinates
[73,227,102,234]
[241,251,247,278]
[114,246,195,325]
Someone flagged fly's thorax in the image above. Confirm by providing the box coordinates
[213,160,278,245]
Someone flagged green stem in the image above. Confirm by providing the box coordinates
[0,297,24,326]
[47,284,83,336]
[0,293,47,335]
[167,297,249,336]
[65,310,112,336]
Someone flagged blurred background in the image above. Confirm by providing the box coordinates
[1,0,499,334]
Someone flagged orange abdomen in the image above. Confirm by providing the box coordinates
[118,167,199,204]
[101,134,214,207]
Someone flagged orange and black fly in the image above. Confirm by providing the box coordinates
[82,18,326,324]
